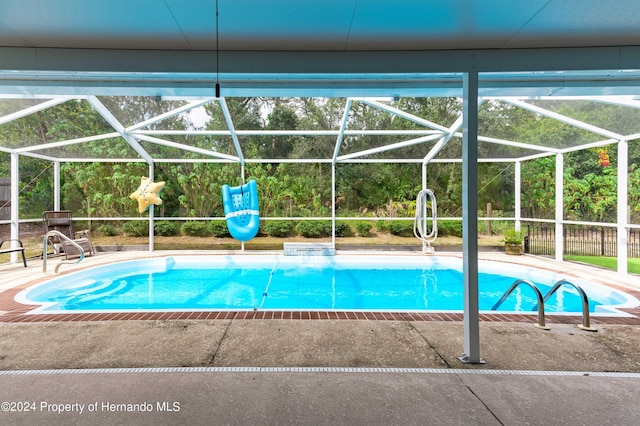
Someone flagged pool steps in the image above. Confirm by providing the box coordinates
[283,242,335,256]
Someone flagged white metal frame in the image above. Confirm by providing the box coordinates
[1,93,637,260]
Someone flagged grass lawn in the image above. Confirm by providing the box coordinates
[564,255,640,274]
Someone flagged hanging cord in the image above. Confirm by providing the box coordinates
[0,162,53,209]
[215,0,220,98]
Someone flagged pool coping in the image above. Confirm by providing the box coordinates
[2,250,640,325]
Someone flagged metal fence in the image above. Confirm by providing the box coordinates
[525,224,640,257]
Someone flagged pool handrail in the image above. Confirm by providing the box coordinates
[537,279,596,332]
[43,230,85,274]
[492,279,549,330]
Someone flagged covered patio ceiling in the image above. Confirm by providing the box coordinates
[1,0,640,98]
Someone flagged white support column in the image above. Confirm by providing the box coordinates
[10,152,19,263]
[421,162,427,190]
[617,140,629,275]
[421,163,428,252]
[460,72,483,364]
[331,99,352,249]
[331,162,336,247]
[149,164,155,253]
[514,161,521,232]
[555,153,564,262]
[54,161,61,211]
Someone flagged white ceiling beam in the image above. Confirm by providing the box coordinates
[337,134,443,161]
[588,97,640,109]
[560,138,618,154]
[8,151,59,162]
[332,99,352,162]
[125,99,215,132]
[449,133,559,154]
[135,134,239,162]
[218,97,244,164]
[87,96,154,164]
[501,98,625,141]
[359,99,451,132]
[422,114,464,164]
[624,132,640,141]
[131,129,442,136]
[0,97,73,125]
[14,132,121,153]
[518,151,557,162]
[58,158,147,163]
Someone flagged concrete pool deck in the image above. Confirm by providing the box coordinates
[1,251,640,424]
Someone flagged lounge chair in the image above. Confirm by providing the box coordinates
[43,210,95,259]
[0,239,27,267]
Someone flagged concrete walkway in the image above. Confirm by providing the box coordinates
[2,368,639,425]
[1,319,640,425]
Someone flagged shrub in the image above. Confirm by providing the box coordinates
[154,220,176,236]
[387,220,414,237]
[181,221,211,237]
[438,220,463,237]
[376,220,389,233]
[122,221,149,237]
[502,228,524,244]
[97,224,117,236]
[489,220,510,235]
[207,221,231,238]
[264,221,293,237]
[335,221,352,237]
[295,220,331,238]
[355,221,373,237]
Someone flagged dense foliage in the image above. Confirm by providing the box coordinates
[1,97,639,228]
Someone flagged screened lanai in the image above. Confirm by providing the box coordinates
[3,0,640,364]
[1,90,638,269]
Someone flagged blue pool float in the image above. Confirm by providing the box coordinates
[221,180,260,241]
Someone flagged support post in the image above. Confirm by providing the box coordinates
[617,139,628,275]
[149,164,155,252]
[54,160,61,211]
[514,160,521,232]
[421,161,427,190]
[331,162,336,247]
[555,153,563,262]
[460,72,483,364]
[10,152,19,264]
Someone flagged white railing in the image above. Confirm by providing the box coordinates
[42,230,85,274]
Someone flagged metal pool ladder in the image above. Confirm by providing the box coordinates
[492,279,549,330]
[492,278,597,332]
[43,230,85,274]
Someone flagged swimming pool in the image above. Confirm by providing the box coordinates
[16,255,639,315]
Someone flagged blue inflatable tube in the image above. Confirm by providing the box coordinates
[221,180,260,242]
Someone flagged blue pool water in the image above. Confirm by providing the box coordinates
[16,255,638,314]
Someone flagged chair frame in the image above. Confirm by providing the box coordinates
[43,210,95,259]
[0,239,27,267]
